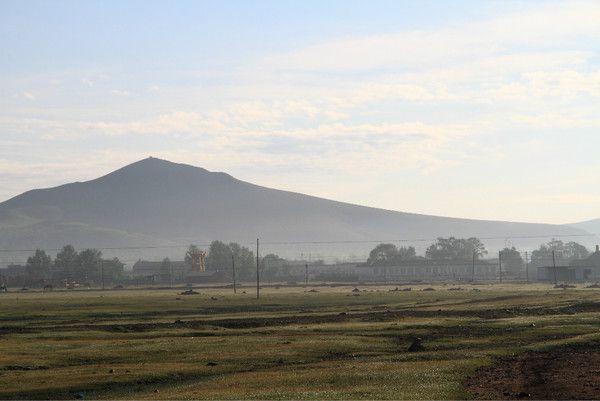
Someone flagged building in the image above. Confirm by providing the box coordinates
[537,245,600,282]
[357,259,497,282]
[132,260,188,284]
[131,260,223,284]
[0,264,28,287]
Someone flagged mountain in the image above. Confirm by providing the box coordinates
[569,219,600,237]
[0,157,595,264]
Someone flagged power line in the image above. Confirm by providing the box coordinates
[261,233,595,245]
[0,233,595,253]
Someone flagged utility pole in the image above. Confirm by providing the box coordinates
[232,253,236,294]
[552,250,558,285]
[498,250,503,283]
[525,251,529,283]
[170,263,174,288]
[305,263,308,287]
[101,261,105,291]
[471,251,476,282]
[256,238,260,299]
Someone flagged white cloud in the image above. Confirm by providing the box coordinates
[110,89,132,97]
[22,92,36,101]
[263,1,600,73]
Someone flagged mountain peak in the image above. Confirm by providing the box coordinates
[97,157,212,182]
[117,156,202,171]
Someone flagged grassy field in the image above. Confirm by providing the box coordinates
[1,283,600,399]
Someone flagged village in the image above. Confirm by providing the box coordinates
[2,238,599,290]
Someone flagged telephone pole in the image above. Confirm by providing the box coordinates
[471,251,476,282]
[525,251,529,283]
[305,263,308,287]
[256,238,260,299]
[101,261,105,291]
[232,253,236,294]
[552,250,558,285]
[498,250,503,283]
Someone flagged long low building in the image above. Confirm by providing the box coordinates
[131,260,223,284]
[357,259,497,282]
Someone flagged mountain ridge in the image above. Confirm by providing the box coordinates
[569,218,600,237]
[0,157,595,263]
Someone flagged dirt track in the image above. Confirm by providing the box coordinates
[466,343,600,399]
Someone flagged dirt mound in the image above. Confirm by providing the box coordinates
[407,337,425,352]
[465,342,600,399]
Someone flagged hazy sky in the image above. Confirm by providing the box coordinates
[1,0,599,224]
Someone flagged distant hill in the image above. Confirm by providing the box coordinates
[0,157,595,265]
[569,219,600,237]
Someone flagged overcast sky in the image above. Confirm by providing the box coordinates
[1,0,599,225]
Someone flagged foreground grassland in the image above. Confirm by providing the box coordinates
[1,283,600,399]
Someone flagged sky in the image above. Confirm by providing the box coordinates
[1,0,599,225]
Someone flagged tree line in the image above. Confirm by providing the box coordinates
[365,237,591,273]
[25,245,124,285]
[180,241,290,281]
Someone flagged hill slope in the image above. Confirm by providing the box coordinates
[0,157,594,262]
[570,219,600,237]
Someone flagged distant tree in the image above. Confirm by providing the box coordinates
[367,244,398,265]
[205,241,231,272]
[397,246,417,260]
[26,249,52,280]
[564,241,589,260]
[366,244,417,266]
[260,253,288,280]
[531,239,588,262]
[531,244,553,263]
[500,247,523,276]
[426,237,487,261]
[229,242,255,280]
[54,245,79,281]
[77,248,103,283]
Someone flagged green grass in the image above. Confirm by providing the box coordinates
[1,283,600,399]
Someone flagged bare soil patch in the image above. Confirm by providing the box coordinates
[465,342,600,399]
[3,301,600,336]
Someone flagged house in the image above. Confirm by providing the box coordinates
[132,260,188,284]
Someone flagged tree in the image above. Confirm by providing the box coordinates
[531,239,588,262]
[366,244,417,266]
[205,241,231,272]
[229,242,255,280]
[54,245,78,281]
[500,247,523,276]
[26,249,52,280]
[77,248,103,283]
[260,253,288,280]
[426,237,487,260]
[564,241,589,260]
[367,244,398,265]
[397,246,417,260]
